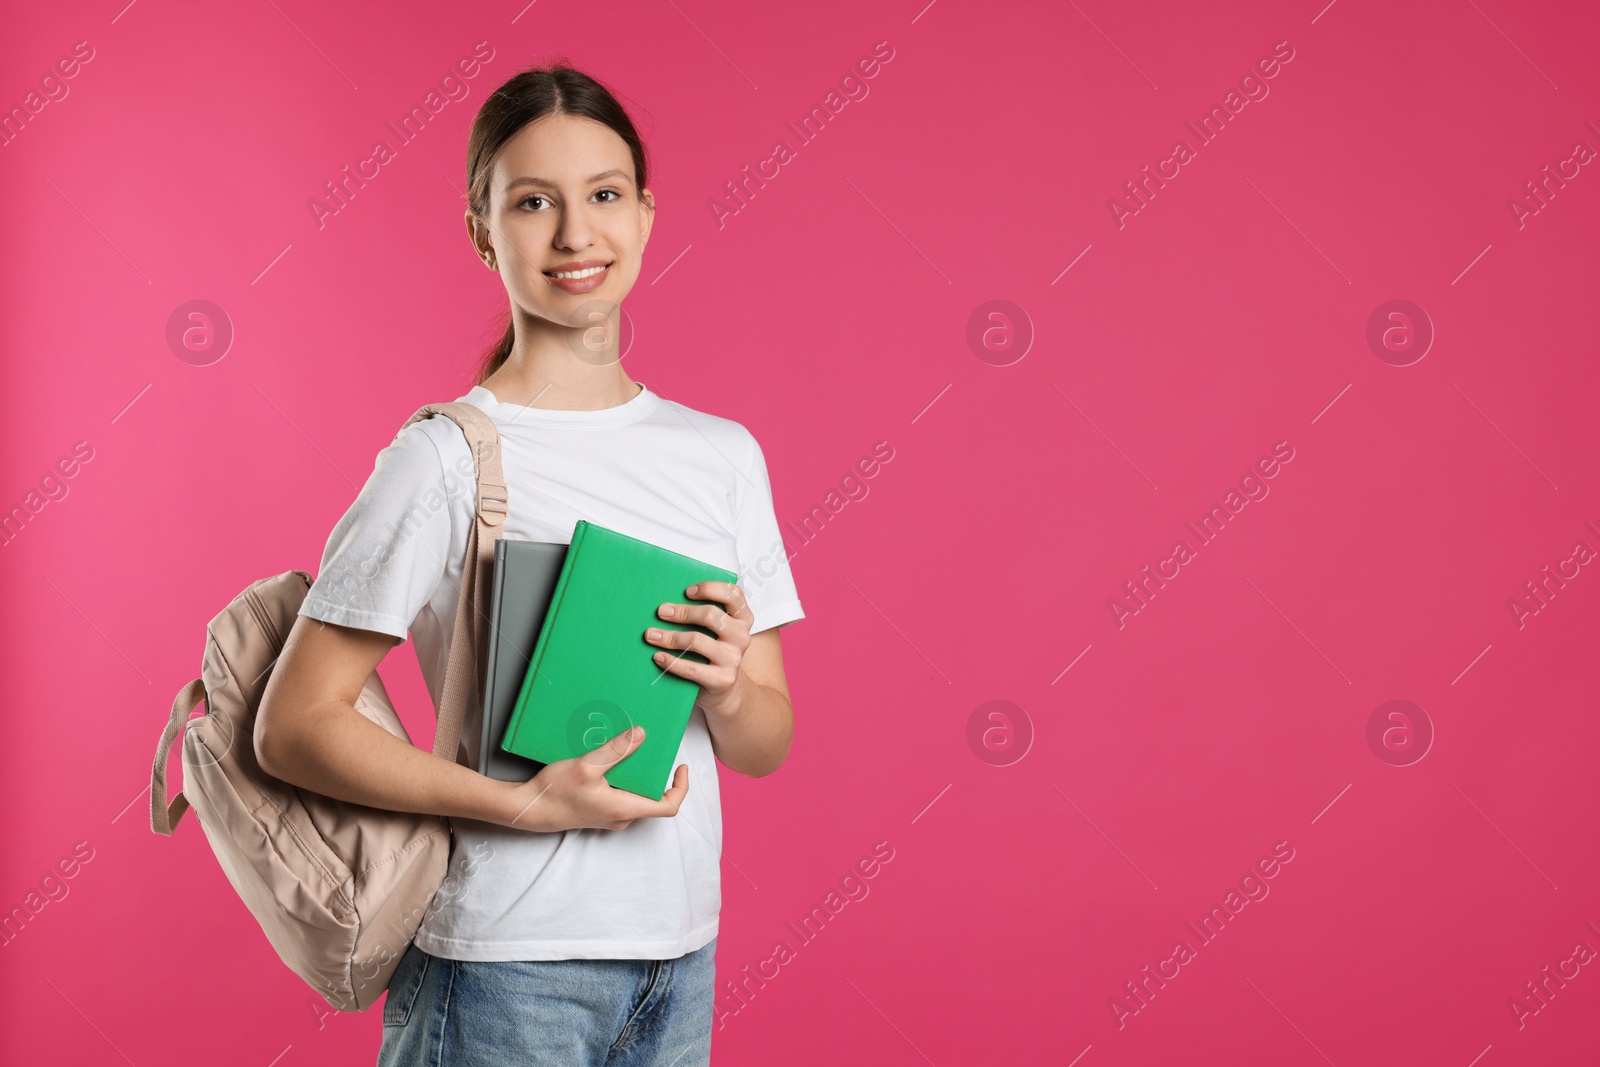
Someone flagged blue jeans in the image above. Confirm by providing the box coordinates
[376,937,717,1066]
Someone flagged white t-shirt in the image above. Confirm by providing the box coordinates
[297,381,804,961]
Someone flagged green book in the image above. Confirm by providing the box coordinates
[500,519,739,800]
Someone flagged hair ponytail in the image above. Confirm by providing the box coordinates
[478,319,515,384]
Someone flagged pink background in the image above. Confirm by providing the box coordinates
[4,0,1599,1063]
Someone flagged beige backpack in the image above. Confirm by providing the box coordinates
[149,402,508,1012]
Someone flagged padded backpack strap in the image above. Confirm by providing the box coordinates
[151,678,207,835]
[396,402,507,766]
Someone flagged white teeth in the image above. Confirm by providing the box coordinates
[547,265,606,279]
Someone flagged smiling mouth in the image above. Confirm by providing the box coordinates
[541,262,611,295]
[543,264,609,279]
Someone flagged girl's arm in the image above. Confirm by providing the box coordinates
[648,582,795,777]
[256,615,691,832]
[701,629,794,777]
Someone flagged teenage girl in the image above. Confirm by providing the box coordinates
[255,64,805,1066]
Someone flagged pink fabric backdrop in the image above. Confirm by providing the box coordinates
[4,0,1598,1063]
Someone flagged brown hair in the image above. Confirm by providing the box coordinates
[464,63,651,385]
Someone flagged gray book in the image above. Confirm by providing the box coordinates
[477,538,568,782]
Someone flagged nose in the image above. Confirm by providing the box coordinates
[554,200,597,252]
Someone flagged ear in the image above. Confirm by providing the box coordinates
[638,187,656,250]
[465,210,493,266]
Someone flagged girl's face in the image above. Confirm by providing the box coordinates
[471,112,654,346]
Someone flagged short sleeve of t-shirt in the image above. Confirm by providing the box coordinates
[733,432,805,634]
[300,410,804,640]
[298,420,468,639]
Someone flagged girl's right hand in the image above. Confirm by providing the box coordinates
[494,726,690,832]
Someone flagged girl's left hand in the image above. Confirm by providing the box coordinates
[644,580,753,717]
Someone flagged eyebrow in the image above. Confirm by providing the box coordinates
[507,168,631,190]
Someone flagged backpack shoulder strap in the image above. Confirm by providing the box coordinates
[396,402,507,523]
[398,402,507,765]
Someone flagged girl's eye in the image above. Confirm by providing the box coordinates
[519,189,621,211]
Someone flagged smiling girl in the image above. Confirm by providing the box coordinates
[255,63,805,1066]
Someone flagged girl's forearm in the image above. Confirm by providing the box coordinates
[257,695,515,824]
[704,672,792,776]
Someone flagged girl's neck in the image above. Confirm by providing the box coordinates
[481,342,640,412]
